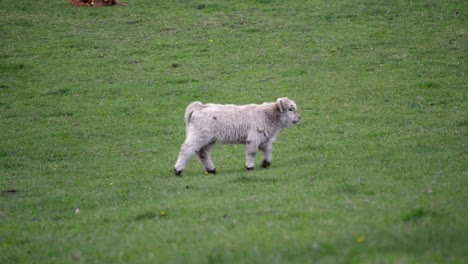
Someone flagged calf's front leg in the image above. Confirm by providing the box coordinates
[244,141,259,170]
[260,141,273,168]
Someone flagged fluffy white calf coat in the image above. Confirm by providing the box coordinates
[174,97,300,176]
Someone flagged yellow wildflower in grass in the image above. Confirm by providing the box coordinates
[357,236,366,243]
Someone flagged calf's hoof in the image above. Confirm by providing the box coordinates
[261,160,271,168]
[174,169,182,177]
[246,167,255,171]
[206,169,217,175]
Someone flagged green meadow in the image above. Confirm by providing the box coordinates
[1,0,466,263]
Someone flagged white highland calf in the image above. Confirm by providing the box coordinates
[174,97,300,176]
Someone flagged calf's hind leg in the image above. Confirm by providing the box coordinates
[174,142,196,176]
[197,142,216,174]
[174,136,210,176]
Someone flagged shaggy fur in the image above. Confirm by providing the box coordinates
[174,97,300,176]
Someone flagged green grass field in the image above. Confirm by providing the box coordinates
[1,0,466,263]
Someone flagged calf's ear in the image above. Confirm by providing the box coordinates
[276,97,287,112]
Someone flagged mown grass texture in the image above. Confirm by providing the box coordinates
[0,0,467,263]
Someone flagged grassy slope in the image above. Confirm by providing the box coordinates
[0,0,466,263]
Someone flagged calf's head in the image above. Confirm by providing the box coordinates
[276,97,300,127]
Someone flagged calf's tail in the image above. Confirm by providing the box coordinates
[184,102,203,125]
